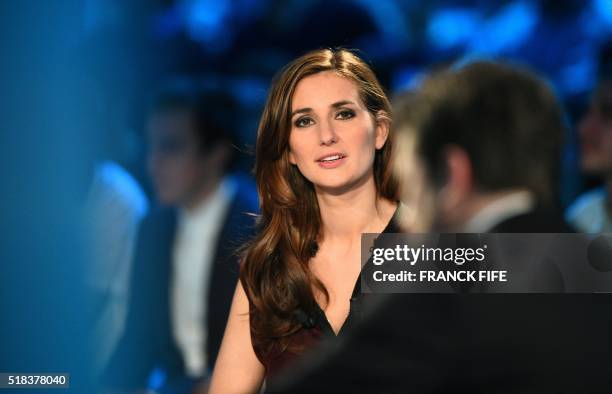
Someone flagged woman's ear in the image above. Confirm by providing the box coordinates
[374,112,390,150]
[288,150,296,165]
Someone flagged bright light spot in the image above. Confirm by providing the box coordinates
[427,8,479,49]
[470,1,538,54]
[595,0,612,25]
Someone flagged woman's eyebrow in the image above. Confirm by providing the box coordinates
[290,100,357,118]
[290,107,312,117]
[331,100,356,108]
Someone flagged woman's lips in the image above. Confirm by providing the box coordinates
[316,153,347,168]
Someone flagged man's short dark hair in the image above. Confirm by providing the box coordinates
[412,61,565,205]
[149,76,239,151]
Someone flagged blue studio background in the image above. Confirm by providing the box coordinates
[0,0,611,392]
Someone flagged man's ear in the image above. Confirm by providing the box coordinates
[438,145,473,211]
[374,112,390,150]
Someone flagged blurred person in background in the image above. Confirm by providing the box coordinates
[209,48,399,394]
[566,41,612,233]
[72,69,150,377]
[403,61,570,233]
[102,77,258,394]
[87,160,149,375]
[266,61,612,394]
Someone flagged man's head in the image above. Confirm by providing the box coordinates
[146,78,236,208]
[394,62,565,231]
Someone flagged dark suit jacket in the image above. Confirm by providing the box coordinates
[267,211,612,394]
[102,175,258,390]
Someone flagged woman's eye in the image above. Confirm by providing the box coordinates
[294,117,314,127]
[336,109,355,120]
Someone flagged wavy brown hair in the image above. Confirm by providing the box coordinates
[240,48,398,359]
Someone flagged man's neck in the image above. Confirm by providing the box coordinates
[180,175,224,214]
[460,189,535,233]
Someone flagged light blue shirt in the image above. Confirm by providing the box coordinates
[566,187,612,233]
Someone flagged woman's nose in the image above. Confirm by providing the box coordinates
[319,120,338,146]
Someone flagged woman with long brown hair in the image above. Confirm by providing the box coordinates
[209,48,399,393]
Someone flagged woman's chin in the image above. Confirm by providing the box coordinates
[314,183,351,195]
[313,177,371,196]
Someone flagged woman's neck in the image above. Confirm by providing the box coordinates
[315,174,396,243]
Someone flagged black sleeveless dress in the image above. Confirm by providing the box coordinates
[248,213,401,378]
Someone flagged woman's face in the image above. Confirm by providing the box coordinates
[288,71,388,193]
